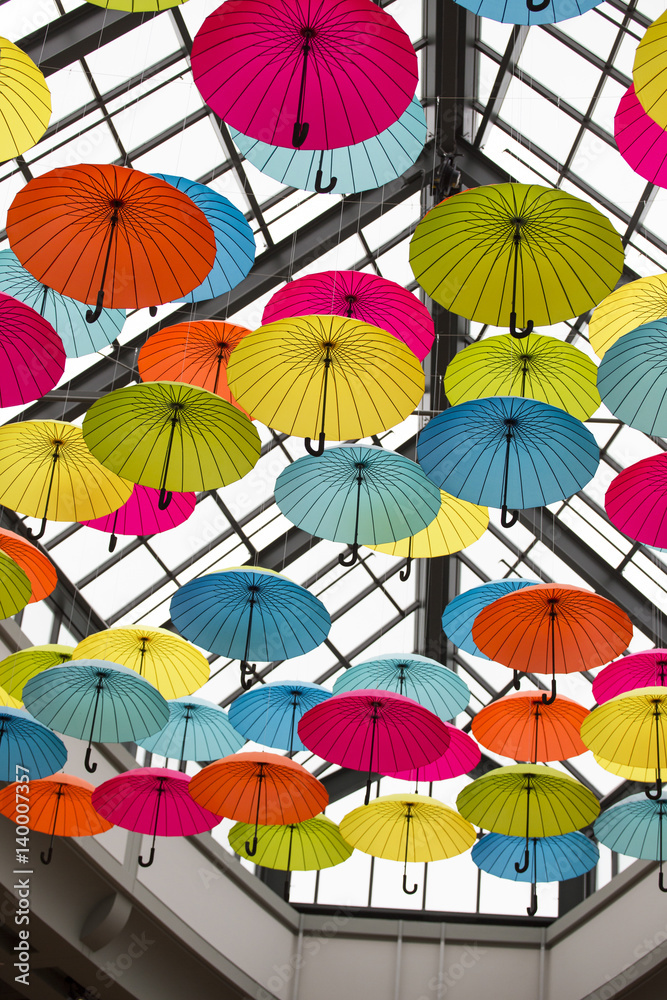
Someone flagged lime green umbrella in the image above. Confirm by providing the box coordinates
[0,644,73,701]
[0,552,32,619]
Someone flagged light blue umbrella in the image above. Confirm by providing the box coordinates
[0,706,67,781]
[594,792,667,893]
[169,567,331,690]
[22,660,169,774]
[332,653,470,721]
[417,397,599,528]
[597,320,667,436]
[452,0,602,26]
[0,249,125,357]
[136,695,245,765]
[441,579,537,659]
[230,95,426,195]
[153,174,255,303]
[229,680,332,752]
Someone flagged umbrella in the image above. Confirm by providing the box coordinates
[597,319,667,434]
[444,332,600,421]
[0,420,133,540]
[74,626,210,699]
[593,650,667,704]
[262,271,435,361]
[22,659,170,773]
[594,792,667,892]
[225,315,425,456]
[298,689,453,804]
[441,579,537,660]
[633,9,667,130]
[416,397,599,528]
[339,793,475,895]
[82,381,260,509]
[92,768,222,868]
[153,173,255,302]
[605,453,667,549]
[136,696,245,766]
[229,93,426,195]
[7,163,216,322]
[331,653,471,721]
[615,85,667,189]
[0,551,33,619]
[588,273,667,359]
[0,773,113,865]
[0,686,21,710]
[382,725,481,785]
[364,489,489,580]
[0,706,68,781]
[191,0,418,150]
[472,582,632,703]
[0,37,50,161]
[274,444,442,567]
[0,292,66,407]
[0,249,125,358]
[0,527,57,603]
[188,751,328,856]
[452,0,601,25]
[228,680,332,751]
[409,183,623,334]
[471,691,589,762]
[169,567,331,690]
[80,485,196,552]
[0,644,72,701]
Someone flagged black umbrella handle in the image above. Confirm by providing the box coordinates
[86,289,105,324]
[501,505,519,528]
[646,777,663,799]
[84,747,98,773]
[138,845,155,868]
[315,169,337,194]
[400,556,412,582]
[515,848,530,874]
[402,873,418,895]
[513,670,522,690]
[305,432,326,457]
[526,0,550,10]
[527,883,538,915]
[339,543,360,567]
[245,835,258,857]
[508,312,534,339]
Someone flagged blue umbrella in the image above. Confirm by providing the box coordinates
[597,320,667,436]
[594,792,667,893]
[136,695,245,765]
[332,653,470,721]
[230,95,426,195]
[417,397,599,528]
[153,174,255,303]
[228,680,332,752]
[452,0,601,26]
[170,567,331,690]
[441,579,537,659]
[22,660,169,774]
[0,706,67,781]
[0,249,124,357]
[274,444,442,567]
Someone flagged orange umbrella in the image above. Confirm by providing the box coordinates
[471,691,589,763]
[0,772,112,864]
[0,527,57,603]
[472,583,632,705]
[6,163,216,321]
[188,751,328,856]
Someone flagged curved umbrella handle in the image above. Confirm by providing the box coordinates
[158,489,172,510]
[26,519,48,542]
[138,846,155,868]
[646,776,663,800]
[292,122,310,148]
[526,0,550,9]
[399,556,412,582]
[513,670,522,691]
[541,678,557,705]
[659,871,667,893]
[240,661,258,690]
[245,835,258,857]
[304,433,326,457]
[501,506,519,529]
[515,849,530,874]
[108,533,118,553]
[402,873,418,895]
[509,311,535,338]
[527,884,538,916]
[84,747,98,773]
[86,289,105,324]
[40,847,53,866]
[339,544,360,567]
[315,169,337,194]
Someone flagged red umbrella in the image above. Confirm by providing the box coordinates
[605,453,667,548]
[615,84,667,188]
[81,485,196,552]
[382,724,481,785]
[593,651,667,704]
[0,291,65,406]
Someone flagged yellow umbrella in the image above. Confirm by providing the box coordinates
[444,332,600,420]
[364,490,488,579]
[0,644,73,701]
[588,273,667,359]
[0,684,21,710]
[634,9,667,129]
[0,38,51,161]
[226,315,425,456]
[0,551,32,619]
[74,626,210,699]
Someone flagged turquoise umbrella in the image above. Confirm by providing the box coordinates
[136,695,245,766]
[597,320,667,436]
[228,681,332,752]
[594,792,667,893]
[0,706,67,781]
[22,660,169,774]
[332,653,470,721]
[452,0,602,25]
[441,579,536,659]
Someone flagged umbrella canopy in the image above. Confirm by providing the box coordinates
[441,579,537,659]
[136,695,244,763]
[444,332,600,421]
[0,644,73,701]
[382,725,481,783]
[153,173,255,302]
[22,659,170,773]
[262,271,435,361]
[74,626,210,699]
[192,0,418,150]
[7,163,216,319]
[275,445,442,567]
[0,706,68,781]
[0,527,57,603]
[0,686,21,710]
[409,183,623,332]
[633,9,667,130]
[0,551,33,619]
[0,420,133,540]
[615,84,667,189]
[471,691,589,763]
[80,485,196,552]
[229,93,426,195]
[82,381,260,507]
[332,653,470,721]
[597,319,667,435]
[226,315,425,455]
[605,453,667,548]
[594,792,667,892]
[169,567,331,690]
[0,37,50,160]
[228,680,332,752]
[588,273,667,359]
[228,814,352,872]
[593,650,667,704]
[452,0,601,25]
[416,397,599,528]
[0,291,65,407]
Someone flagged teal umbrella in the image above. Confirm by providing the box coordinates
[0,706,67,781]
[597,320,667,435]
[594,793,667,893]
[136,695,245,767]
[228,681,332,752]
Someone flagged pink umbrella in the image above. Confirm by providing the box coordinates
[615,84,667,188]
[593,650,667,703]
[91,767,222,868]
[605,453,667,548]
[262,271,435,361]
[191,0,418,151]
[381,724,481,785]
[298,689,453,804]
[81,485,196,552]
[0,291,65,407]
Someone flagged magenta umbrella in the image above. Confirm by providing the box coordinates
[605,453,667,548]
[381,725,481,786]
[262,271,435,361]
[81,485,196,552]
[298,688,452,804]
[593,650,667,704]
[191,0,418,152]
[615,84,667,188]
[0,291,65,407]
[91,767,222,868]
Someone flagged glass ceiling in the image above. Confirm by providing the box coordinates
[0,0,665,922]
